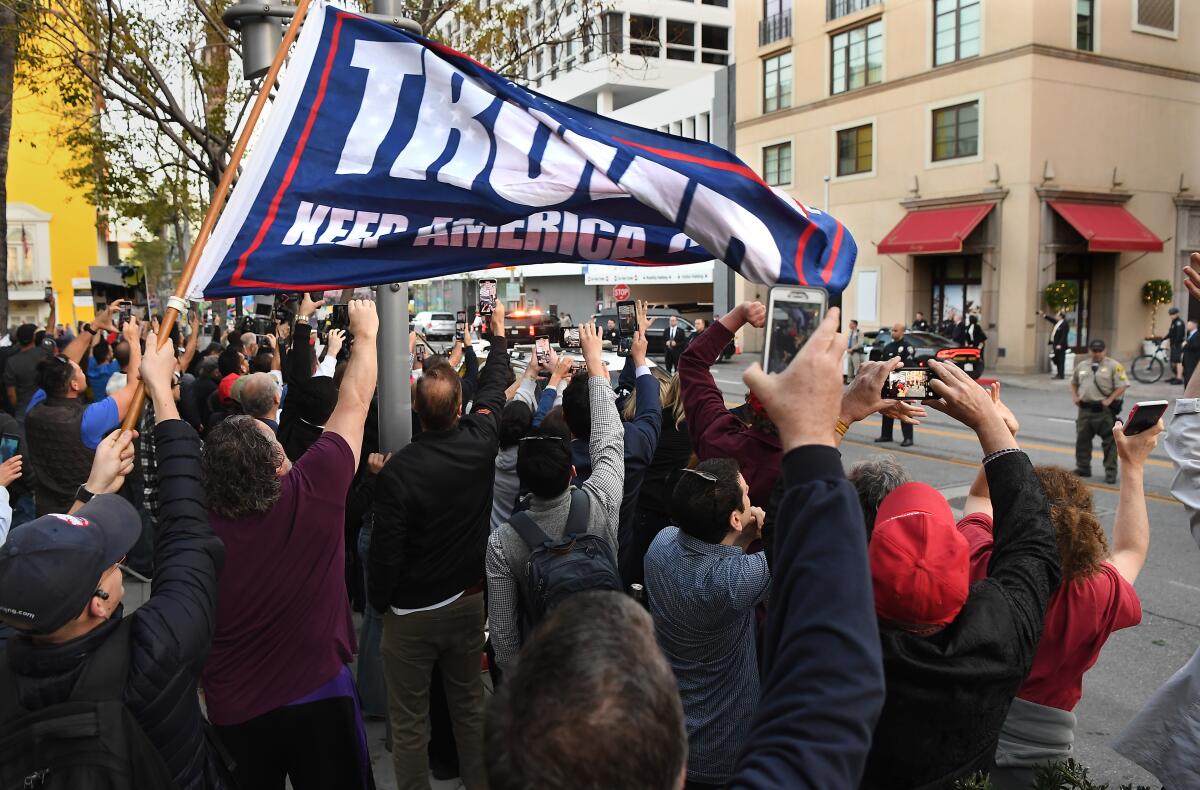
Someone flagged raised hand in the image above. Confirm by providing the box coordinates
[348,298,378,340]
[840,357,906,425]
[84,429,138,496]
[579,321,605,378]
[0,455,22,487]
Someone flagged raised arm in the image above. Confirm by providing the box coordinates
[323,300,379,468]
[679,302,764,459]
[579,322,625,537]
[109,317,144,421]
[63,300,121,366]
[470,303,511,417]
[1108,419,1162,583]
[733,307,884,788]
[177,312,200,375]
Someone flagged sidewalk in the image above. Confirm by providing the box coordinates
[987,368,1182,401]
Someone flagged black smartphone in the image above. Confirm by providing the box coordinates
[570,359,586,375]
[119,302,132,328]
[331,303,350,329]
[0,433,18,463]
[763,286,828,375]
[43,286,53,302]
[415,345,426,363]
[478,279,498,316]
[256,334,269,348]
[455,310,466,341]
[616,300,636,357]
[535,336,551,367]
[562,327,581,349]
[881,367,941,401]
[1123,400,1168,436]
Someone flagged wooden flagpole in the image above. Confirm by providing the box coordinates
[121,0,316,431]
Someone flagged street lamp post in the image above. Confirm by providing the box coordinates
[222,1,422,453]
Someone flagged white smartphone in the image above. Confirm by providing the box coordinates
[763,286,829,375]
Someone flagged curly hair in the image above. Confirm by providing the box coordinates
[1033,465,1109,584]
[202,415,283,520]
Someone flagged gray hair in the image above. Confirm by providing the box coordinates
[848,455,910,538]
[240,372,280,419]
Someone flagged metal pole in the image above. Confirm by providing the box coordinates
[376,282,411,453]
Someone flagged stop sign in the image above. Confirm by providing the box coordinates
[613,283,631,302]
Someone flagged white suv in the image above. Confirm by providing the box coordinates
[414,311,456,340]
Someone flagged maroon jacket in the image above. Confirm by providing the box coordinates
[678,321,782,505]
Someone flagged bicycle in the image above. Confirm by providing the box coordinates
[1131,341,1170,384]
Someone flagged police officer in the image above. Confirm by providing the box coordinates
[1038,308,1071,379]
[911,312,930,332]
[1166,306,1185,384]
[875,322,916,447]
[1071,339,1128,484]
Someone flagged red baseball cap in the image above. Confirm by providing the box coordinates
[870,482,969,628]
[218,373,241,405]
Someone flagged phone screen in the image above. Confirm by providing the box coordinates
[563,327,581,348]
[455,311,466,341]
[1123,400,1168,436]
[764,288,826,374]
[119,303,132,328]
[881,368,939,401]
[0,435,18,462]
[478,280,498,316]
[331,304,349,329]
[616,301,636,337]
[535,336,551,366]
[415,345,426,363]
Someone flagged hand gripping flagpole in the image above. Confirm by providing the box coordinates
[119,0,317,432]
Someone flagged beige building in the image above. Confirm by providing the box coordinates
[733,0,1200,372]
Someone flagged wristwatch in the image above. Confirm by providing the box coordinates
[74,484,96,504]
[1176,398,1200,415]
[81,324,98,335]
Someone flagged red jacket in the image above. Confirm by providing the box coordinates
[678,321,781,505]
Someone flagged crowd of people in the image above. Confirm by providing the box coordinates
[2,252,1200,790]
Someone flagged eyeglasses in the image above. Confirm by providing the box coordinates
[679,468,718,483]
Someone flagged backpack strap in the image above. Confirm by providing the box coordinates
[68,616,135,703]
[508,510,552,551]
[564,488,591,537]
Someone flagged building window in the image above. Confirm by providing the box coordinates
[932,101,979,161]
[666,19,694,61]
[6,225,35,284]
[761,0,792,45]
[831,19,882,95]
[837,124,873,176]
[701,0,729,6]
[1076,0,1095,50]
[629,15,660,58]
[763,52,792,113]
[603,12,624,54]
[1133,0,1176,36]
[701,25,729,64]
[697,111,711,142]
[828,0,878,21]
[763,142,792,187]
[934,0,981,67]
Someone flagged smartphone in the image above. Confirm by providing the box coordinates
[763,286,828,375]
[119,302,132,328]
[535,336,551,367]
[616,300,637,357]
[1123,400,1168,436]
[562,327,581,349]
[455,310,466,342]
[331,303,350,329]
[0,434,18,463]
[43,286,53,302]
[478,279,498,317]
[415,345,426,363]
[256,334,269,348]
[570,359,586,375]
[881,367,941,401]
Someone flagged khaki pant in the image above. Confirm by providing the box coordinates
[1076,405,1117,477]
[382,592,488,790]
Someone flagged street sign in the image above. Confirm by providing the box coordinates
[613,283,630,301]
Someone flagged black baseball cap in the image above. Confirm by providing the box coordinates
[1169,306,1180,315]
[1089,339,1106,351]
[0,496,141,634]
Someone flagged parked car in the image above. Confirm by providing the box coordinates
[861,330,984,379]
[590,308,696,354]
[505,307,563,344]
[414,311,456,340]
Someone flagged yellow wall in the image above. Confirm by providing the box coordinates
[8,70,102,327]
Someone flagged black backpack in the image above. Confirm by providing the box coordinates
[0,617,180,790]
[509,488,622,637]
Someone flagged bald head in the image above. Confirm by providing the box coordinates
[891,323,905,341]
[240,372,281,419]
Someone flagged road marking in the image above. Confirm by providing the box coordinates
[1169,580,1200,594]
[1046,417,1074,424]
[713,377,746,387]
[841,436,1181,504]
[855,419,1173,470]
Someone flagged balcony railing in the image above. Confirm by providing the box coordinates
[828,0,878,21]
[758,11,791,46]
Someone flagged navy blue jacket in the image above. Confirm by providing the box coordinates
[572,369,660,585]
[730,446,885,789]
[6,419,227,790]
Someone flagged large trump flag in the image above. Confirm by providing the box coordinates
[188,1,858,299]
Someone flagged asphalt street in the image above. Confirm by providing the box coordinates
[707,353,1193,788]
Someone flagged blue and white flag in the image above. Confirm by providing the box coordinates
[189,2,857,298]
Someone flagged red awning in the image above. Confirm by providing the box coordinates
[1048,201,1163,253]
[877,204,994,254]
